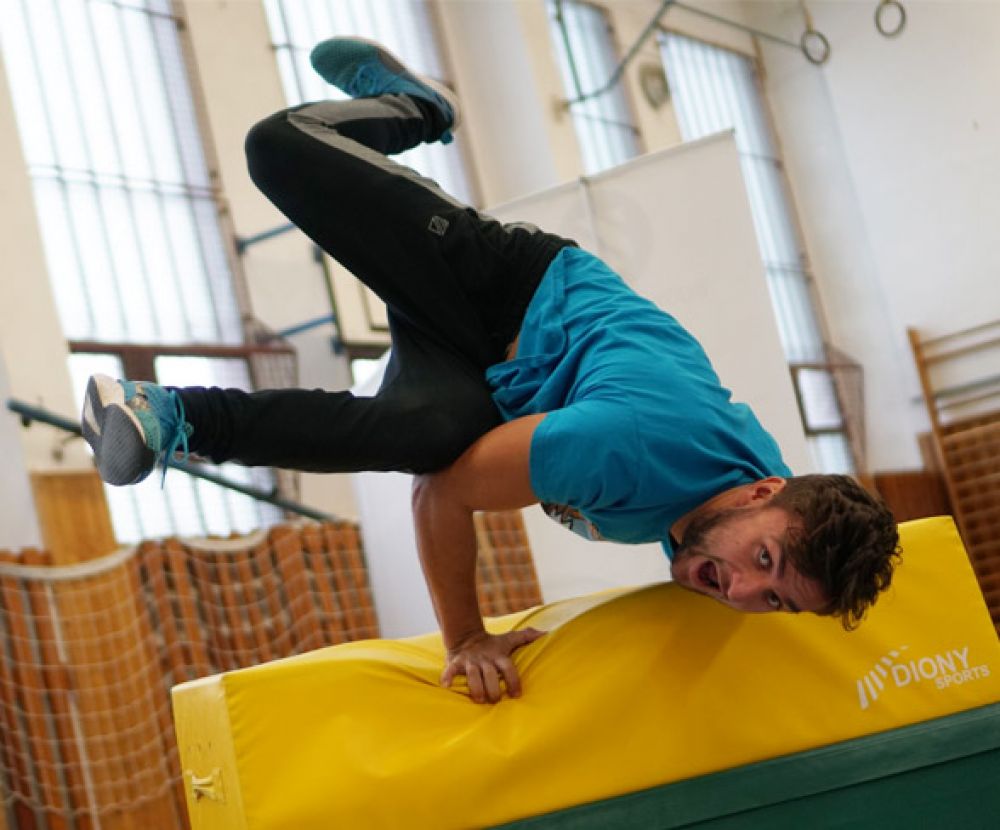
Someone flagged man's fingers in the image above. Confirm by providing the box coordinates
[441,628,547,702]
[497,655,521,698]
[511,627,545,648]
[466,663,485,704]
[481,662,502,703]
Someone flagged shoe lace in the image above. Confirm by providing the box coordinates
[138,385,192,487]
[350,62,383,98]
[160,393,192,487]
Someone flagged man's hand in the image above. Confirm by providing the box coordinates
[441,628,545,703]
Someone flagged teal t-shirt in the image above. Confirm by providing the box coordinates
[484,247,792,560]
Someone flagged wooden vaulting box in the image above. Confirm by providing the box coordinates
[172,517,1000,829]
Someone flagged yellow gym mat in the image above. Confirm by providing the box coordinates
[172,517,1000,829]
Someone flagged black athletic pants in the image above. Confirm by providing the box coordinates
[178,95,570,474]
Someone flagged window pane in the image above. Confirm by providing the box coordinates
[0,0,243,347]
[547,0,640,174]
[808,434,855,476]
[797,369,844,432]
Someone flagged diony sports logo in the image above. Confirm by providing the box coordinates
[856,644,992,710]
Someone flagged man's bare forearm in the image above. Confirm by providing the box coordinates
[411,475,485,649]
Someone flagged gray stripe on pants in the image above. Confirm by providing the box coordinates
[287,98,467,210]
[287,98,545,237]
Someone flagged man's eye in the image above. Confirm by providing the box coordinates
[758,548,772,568]
[766,591,781,610]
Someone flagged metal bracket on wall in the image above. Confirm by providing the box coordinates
[555,0,833,112]
[235,222,325,264]
[234,222,341,349]
[556,0,678,110]
[235,221,298,254]
[264,313,345,356]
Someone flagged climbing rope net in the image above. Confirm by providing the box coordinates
[0,513,540,829]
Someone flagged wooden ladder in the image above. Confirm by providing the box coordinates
[909,321,1000,635]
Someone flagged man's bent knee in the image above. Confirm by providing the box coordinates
[403,400,498,475]
[244,110,297,187]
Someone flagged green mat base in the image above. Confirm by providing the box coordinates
[495,702,1000,829]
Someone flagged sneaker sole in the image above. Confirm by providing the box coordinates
[82,374,155,486]
[319,35,462,132]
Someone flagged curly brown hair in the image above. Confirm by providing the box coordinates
[770,474,900,631]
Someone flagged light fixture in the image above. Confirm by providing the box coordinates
[639,62,670,109]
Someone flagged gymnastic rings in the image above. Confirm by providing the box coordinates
[875,0,907,38]
[800,28,831,66]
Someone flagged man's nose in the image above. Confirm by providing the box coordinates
[727,570,765,605]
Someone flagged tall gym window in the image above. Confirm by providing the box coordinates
[546,0,642,175]
[1,0,285,540]
[660,32,859,474]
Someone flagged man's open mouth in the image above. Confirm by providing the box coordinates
[697,559,721,594]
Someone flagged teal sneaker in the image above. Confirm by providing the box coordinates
[309,36,461,144]
[81,374,192,486]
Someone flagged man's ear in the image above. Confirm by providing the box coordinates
[741,476,787,506]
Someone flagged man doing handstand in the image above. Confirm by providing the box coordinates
[81,38,899,704]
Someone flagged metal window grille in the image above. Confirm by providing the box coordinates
[547,0,641,175]
[1,0,285,540]
[659,32,858,474]
[263,0,473,205]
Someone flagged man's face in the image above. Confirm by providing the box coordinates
[670,504,828,615]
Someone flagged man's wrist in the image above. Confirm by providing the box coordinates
[444,624,489,653]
